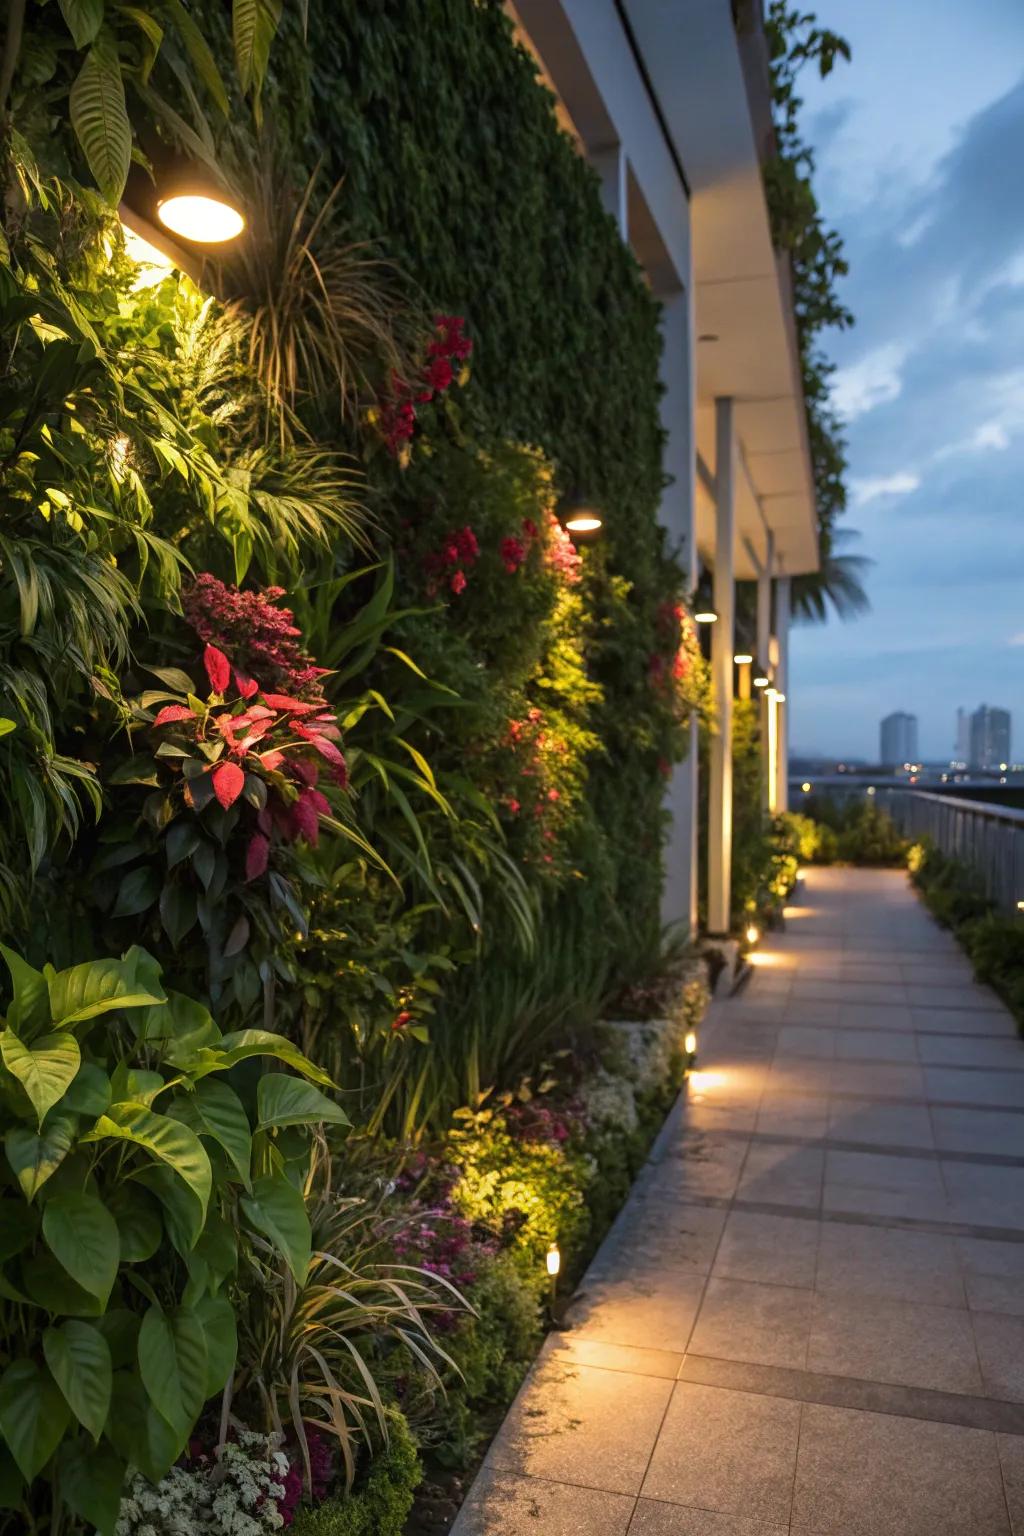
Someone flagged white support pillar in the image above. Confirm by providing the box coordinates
[708,398,735,937]
[590,144,628,238]
[757,533,774,814]
[657,285,698,937]
[775,573,791,814]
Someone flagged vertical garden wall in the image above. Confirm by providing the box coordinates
[0,1,708,1530]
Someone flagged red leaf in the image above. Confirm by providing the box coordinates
[153,705,194,726]
[210,760,245,809]
[245,833,270,880]
[204,644,231,695]
[260,693,320,714]
[289,788,323,846]
[295,725,345,768]
[235,670,259,700]
[259,749,285,772]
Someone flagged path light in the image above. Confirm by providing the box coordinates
[745,923,760,946]
[684,1029,697,1056]
[545,1242,560,1308]
[867,786,876,796]
[801,782,811,794]
[1016,901,1024,913]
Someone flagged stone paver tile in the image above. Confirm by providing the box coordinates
[451,1468,636,1535]
[689,1277,813,1369]
[628,1502,789,1535]
[738,1143,824,1207]
[591,1199,727,1279]
[640,1381,801,1522]
[925,1068,1024,1108]
[920,1036,1024,1068]
[827,1097,935,1148]
[756,1093,830,1137]
[776,1026,837,1060]
[837,1004,914,1031]
[486,1356,672,1494]
[567,1270,705,1353]
[807,1291,984,1394]
[815,1223,965,1308]
[790,1403,1009,1535]
[822,1182,953,1223]
[913,1007,1018,1036]
[932,1107,1024,1156]
[544,1333,683,1379]
[660,1132,749,1199]
[830,1061,926,1099]
[956,1236,1024,1281]
[901,961,975,984]
[766,1062,833,1098]
[972,1312,1024,1403]
[712,1210,820,1289]
[792,981,901,1005]
[825,1149,945,1195]
[965,1273,1024,1317]
[908,985,1008,1012]
[834,1028,918,1063]
[785,1001,843,1027]
[996,1433,1024,1535]
[942,1163,1024,1230]
[678,1103,759,1138]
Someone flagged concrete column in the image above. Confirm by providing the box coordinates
[757,533,774,813]
[657,285,698,937]
[707,397,735,936]
[775,573,791,814]
[591,144,628,238]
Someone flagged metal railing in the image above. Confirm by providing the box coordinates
[881,789,1024,915]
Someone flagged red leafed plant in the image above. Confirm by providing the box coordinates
[374,314,472,463]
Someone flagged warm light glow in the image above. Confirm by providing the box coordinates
[545,1242,561,1278]
[733,654,753,665]
[688,1069,726,1094]
[684,1030,697,1055]
[783,905,813,920]
[773,692,786,703]
[866,786,876,796]
[121,222,175,287]
[157,193,245,243]
[753,676,770,689]
[695,611,718,624]
[745,924,760,945]
[1001,763,1008,772]
[109,433,130,480]
[801,782,811,793]
[565,514,602,533]
[767,691,778,810]
[1017,900,1024,912]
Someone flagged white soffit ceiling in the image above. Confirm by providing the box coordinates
[623,0,819,577]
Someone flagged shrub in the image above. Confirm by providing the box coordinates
[116,1429,289,1535]
[288,1412,421,1536]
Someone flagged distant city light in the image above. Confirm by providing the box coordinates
[801,782,811,793]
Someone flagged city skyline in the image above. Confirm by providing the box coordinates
[788,0,1024,760]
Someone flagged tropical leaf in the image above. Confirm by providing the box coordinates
[241,1172,310,1283]
[6,1113,78,1201]
[47,950,166,1027]
[0,1359,70,1483]
[85,1102,212,1215]
[232,0,283,97]
[59,0,105,48]
[256,1073,349,1131]
[0,1028,81,1127]
[68,29,131,202]
[137,1304,208,1440]
[43,1321,112,1440]
[42,1192,120,1304]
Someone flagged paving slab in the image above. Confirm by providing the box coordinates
[455,868,1024,1533]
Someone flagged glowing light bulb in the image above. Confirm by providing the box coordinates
[745,924,760,945]
[684,1030,697,1055]
[695,611,717,624]
[565,514,602,533]
[157,193,244,244]
[545,1243,560,1278]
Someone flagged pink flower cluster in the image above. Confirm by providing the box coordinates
[500,516,539,575]
[183,575,328,700]
[504,707,570,866]
[648,600,693,697]
[545,512,582,584]
[279,1428,334,1525]
[423,524,480,597]
[379,315,473,458]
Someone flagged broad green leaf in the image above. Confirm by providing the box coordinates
[86,1102,211,1214]
[106,1371,182,1482]
[94,1309,140,1370]
[216,1028,333,1086]
[1,1028,80,1126]
[59,0,104,48]
[69,29,131,202]
[175,1079,251,1185]
[0,945,49,1037]
[194,1295,237,1396]
[165,820,200,868]
[0,719,15,739]
[42,1191,119,1304]
[138,1304,208,1439]
[233,0,283,95]
[47,950,165,1027]
[108,1183,161,1262]
[6,1113,78,1201]
[112,864,161,918]
[257,1072,349,1131]
[159,882,197,947]
[58,1435,125,1536]
[60,1060,111,1116]
[0,1201,35,1262]
[132,1164,204,1255]
[20,1251,104,1316]
[43,1321,112,1440]
[163,0,229,113]
[0,1359,70,1482]
[241,1172,310,1284]
[132,988,216,1052]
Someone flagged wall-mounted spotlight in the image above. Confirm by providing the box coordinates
[733,654,753,665]
[121,155,245,280]
[694,611,718,624]
[753,675,770,689]
[557,488,603,538]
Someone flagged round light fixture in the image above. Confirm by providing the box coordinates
[801,782,812,793]
[565,514,603,534]
[157,193,245,244]
[694,611,718,624]
[753,676,770,688]
[733,654,753,665]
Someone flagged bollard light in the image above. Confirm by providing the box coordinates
[545,1242,560,1278]
[745,924,760,946]
[684,1030,697,1056]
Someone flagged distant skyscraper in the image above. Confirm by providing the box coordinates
[969,705,1011,770]
[880,711,918,767]
[954,707,969,766]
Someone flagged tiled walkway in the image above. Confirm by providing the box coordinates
[452,867,1024,1535]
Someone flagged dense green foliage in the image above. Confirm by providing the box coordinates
[803,797,910,865]
[0,0,710,1530]
[910,842,1024,1029]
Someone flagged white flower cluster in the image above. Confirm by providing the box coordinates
[576,1067,639,1135]
[116,1429,289,1536]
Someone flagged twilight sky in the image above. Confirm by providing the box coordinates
[788,0,1024,763]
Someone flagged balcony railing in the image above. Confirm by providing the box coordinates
[881,789,1024,915]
